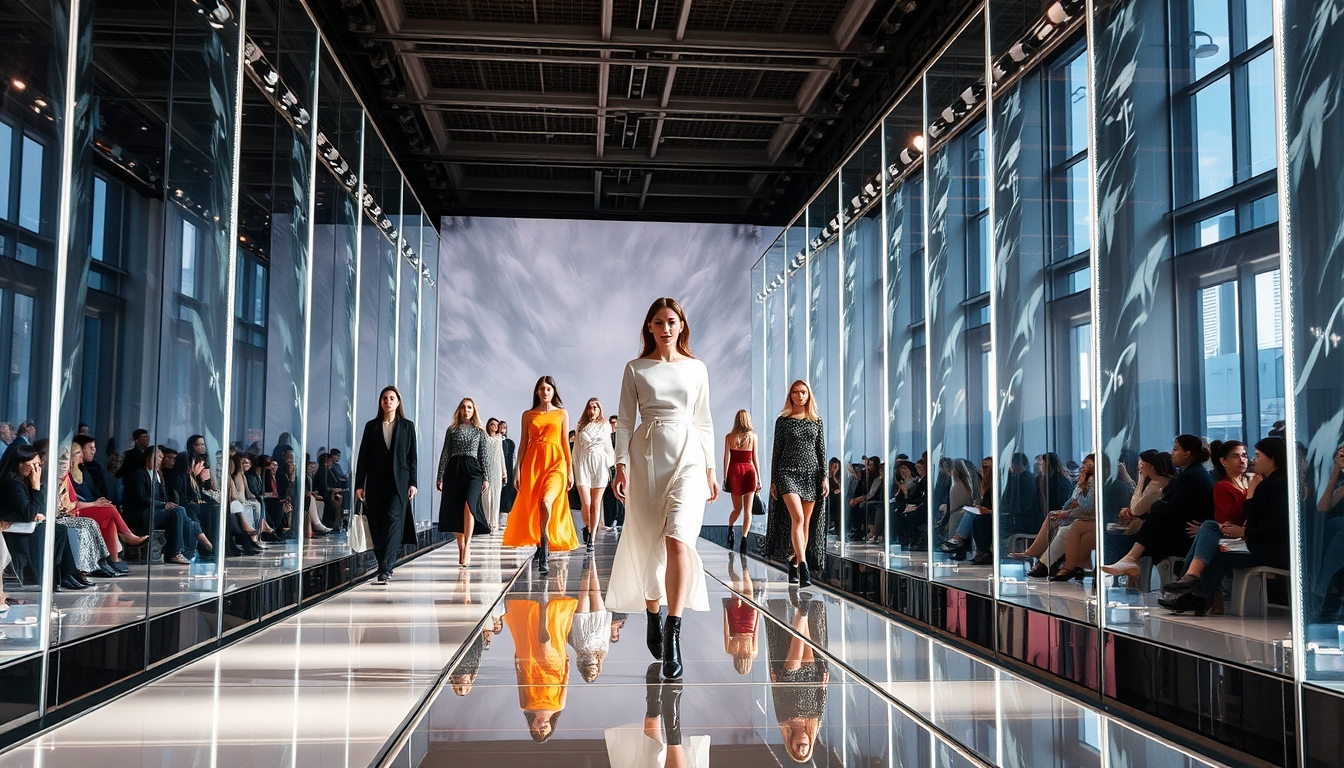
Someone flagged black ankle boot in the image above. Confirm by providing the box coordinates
[798,561,811,587]
[787,563,798,584]
[662,615,683,680]
[582,527,591,545]
[537,536,549,574]
[660,679,684,745]
[726,529,735,550]
[644,663,663,718]
[646,608,665,660]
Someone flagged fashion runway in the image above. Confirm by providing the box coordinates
[1,533,1229,767]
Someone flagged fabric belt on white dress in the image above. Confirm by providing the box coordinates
[638,416,693,497]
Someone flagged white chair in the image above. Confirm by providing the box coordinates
[1136,556,1183,592]
[1229,566,1290,617]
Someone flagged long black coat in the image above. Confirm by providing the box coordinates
[354,417,419,547]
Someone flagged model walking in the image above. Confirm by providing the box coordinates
[573,398,616,552]
[608,297,718,681]
[437,397,492,566]
[483,418,508,530]
[354,385,419,584]
[763,380,828,587]
[723,410,761,552]
[503,376,580,572]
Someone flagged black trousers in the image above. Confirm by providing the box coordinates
[369,493,410,574]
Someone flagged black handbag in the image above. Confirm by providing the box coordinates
[751,493,766,516]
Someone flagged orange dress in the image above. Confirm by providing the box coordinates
[505,596,579,713]
[502,409,580,550]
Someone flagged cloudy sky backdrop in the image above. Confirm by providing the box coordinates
[435,216,777,517]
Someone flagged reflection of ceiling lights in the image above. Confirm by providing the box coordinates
[11,79,25,91]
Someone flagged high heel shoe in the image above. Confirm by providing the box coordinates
[787,563,798,584]
[1100,558,1140,579]
[646,608,665,661]
[797,561,812,588]
[661,615,683,680]
[1163,577,1200,594]
[1026,563,1049,578]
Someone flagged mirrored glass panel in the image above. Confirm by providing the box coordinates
[416,212,438,533]
[884,89,929,575]
[807,180,841,555]
[840,132,884,566]
[924,17,992,596]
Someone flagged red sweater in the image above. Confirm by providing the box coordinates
[1213,478,1247,526]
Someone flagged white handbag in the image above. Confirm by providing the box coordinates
[348,504,373,553]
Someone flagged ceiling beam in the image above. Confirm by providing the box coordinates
[449,177,764,199]
[403,50,831,73]
[418,90,801,118]
[429,141,781,170]
[675,0,693,41]
[380,22,850,59]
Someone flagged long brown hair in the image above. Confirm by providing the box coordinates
[639,297,694,358]
[778,380,820,420]
[531,376,563,409]
[578,398,604,429]
[373,385,406,421]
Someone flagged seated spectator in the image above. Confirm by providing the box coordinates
[853,457,885,543]
[1117,450,1175,534]
[1102,435,1214,579]
[999,452,1041,543]
[62,439,146,575]
[1036,452,1074,522]
[305,458,332,536]
[1208,440,1249,526]
[892,457,928,549]
[328,448,351,511]
[72,435,112,501]
[228,454,268,544]
[0,443,88,590]
[938,459,979,551]
[124,446,196,564]
[117,429,150,480]
[1008,454,1095,578]
[941,457,996,564]
[1159,437,1291,615]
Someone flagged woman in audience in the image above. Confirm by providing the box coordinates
[941,458,996,562]
[1159,437,1290,615]
[251,454,283,541]
[937,459,977,553]
[931,457,953,542]
[1036,453,1075,519]
[124,447,195,565]
[1101,434,1214,579]
[721,409,760,553]
[63,439,145,575]
[827,458,843,541]
[228,454,266,546]
[1009,455,1095,578]
[1117,450,1175,535]
[1206,440,1249,527]
[0,445,87,590]
[276,449,301,536]
[304,458,332,537]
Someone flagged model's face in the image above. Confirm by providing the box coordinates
[381,390,399,414]
[648,307,681,348]
[587,402,599,417]
[462,401,475,420]
[789,385,809,408]
[537,383,554,405]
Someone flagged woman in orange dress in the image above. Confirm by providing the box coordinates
[503,375,580,571]
[504,592,579,743]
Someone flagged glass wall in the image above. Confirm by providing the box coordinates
[752,0,1312,738]
[0,0,441,738]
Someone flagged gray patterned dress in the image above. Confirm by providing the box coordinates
[764,416,828,568]
[437,425,491,535]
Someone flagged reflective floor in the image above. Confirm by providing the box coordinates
[2,534,1229,767]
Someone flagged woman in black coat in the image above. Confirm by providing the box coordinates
[0,443,86,590]
[355,385,419,583]
[1102,434,1215,579]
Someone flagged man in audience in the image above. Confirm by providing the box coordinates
[77,423,91,436]
[118,429,150,479]
[73,435,112,500]
[328,449,351,511]
[15,422,35,446]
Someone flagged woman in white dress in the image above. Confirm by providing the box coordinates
[573,398,616,551]
[483,418,508,530]
[609,297,718,681]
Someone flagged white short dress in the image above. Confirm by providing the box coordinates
[605,358,714,614]
[573,421,615,488]
[568,609,613,656]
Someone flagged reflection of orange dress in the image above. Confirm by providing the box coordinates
[505,596,579,713]
[502,409,580,550]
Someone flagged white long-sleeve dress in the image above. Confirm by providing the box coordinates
[606,357,715,614]
[483,434,507,529]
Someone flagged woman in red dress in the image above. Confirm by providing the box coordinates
[722,410,760,552]
[62,439,146,574]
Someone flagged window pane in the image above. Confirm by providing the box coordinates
[19,136,43,232]
[1067,159,1090,257]
[0,121,10,219]
[91,177,107,262]
[180,219,198,297]
[1248,193,1279,229]
[1193,76,1234,198]
[1064,51,1089,157]
[1198,209,1236,247]
[1200,281,1242,439]
[968,212,990,296]
[967,129,988,209]
[8,292,33,420]
[1245,52,1276,179]
[1070,323,1093,462]
[1190,0,1231,79]
[1244,0,1272,47]
[1254,269,1284,437]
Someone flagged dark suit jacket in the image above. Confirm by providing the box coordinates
[0,475,44,523]
[119,446,148,479]
[123,468,169,533]
[1147,463,1215,525]
[81,461,111,500]
[355,417,419,517]
[1243,472,1290,567]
